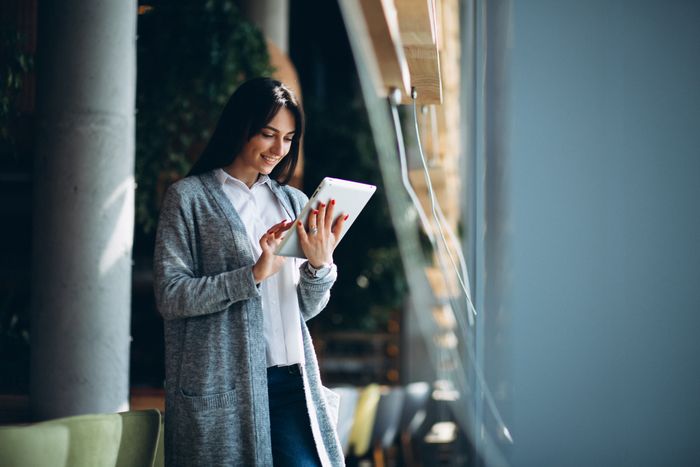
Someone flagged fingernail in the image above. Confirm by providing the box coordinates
[313,210,319,215]
[298,221,302,226]
[344,214,349,221]
[331,199,336,206]
[320,203,326,208]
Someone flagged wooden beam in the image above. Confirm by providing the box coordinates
[356,0,411,98]
[396,0,436,45]
[403,45,442,103]
[396,0,443,104]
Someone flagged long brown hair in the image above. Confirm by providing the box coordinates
[187,77,303,184]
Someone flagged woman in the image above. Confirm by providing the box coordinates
[153,77,346,466]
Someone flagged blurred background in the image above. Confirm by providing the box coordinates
[1,0,699,466]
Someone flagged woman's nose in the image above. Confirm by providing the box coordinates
[270,137,284,155]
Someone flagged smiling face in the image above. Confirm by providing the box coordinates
[225,107,297,187]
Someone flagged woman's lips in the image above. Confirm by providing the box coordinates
[262,154,280,164]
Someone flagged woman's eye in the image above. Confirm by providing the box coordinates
[284,137,293,142]
[262,133,274,138]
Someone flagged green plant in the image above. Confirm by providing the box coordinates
[135,0,272,233]
[0,26,33,161]
[0,282,30,392]
[302,96,408,331]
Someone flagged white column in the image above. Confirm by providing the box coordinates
[30,0,136,419]
[241,0,289,53]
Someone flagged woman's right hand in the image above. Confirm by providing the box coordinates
[252,220,293,283]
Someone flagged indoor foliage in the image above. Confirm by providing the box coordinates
[0,26,32,161]
[135,0,272,234]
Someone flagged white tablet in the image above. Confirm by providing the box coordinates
[275,177,377,258]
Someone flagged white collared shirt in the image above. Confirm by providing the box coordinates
[215,169,305,367]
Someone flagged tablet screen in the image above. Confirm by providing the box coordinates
[274,177,376,258]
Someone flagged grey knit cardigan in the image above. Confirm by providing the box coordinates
[153,170,344,466]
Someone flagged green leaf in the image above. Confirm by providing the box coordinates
[134,0,271,234]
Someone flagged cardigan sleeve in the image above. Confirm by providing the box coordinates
[153,184,261,321]
[297,261,337,321]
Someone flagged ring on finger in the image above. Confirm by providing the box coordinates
[309,226,318,235]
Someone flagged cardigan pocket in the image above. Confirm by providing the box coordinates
[176,387,241,465]
[322,386,340,427]
[180,387,237,411]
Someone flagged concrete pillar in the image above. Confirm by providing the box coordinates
[240,0,289,54]
[30,0,136,419]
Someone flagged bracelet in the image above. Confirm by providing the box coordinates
[304,261,333,278]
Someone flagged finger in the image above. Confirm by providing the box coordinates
[280,220,294,232]
[324,199,335,232]
[296,220,308,245]
[259,232,272,250]
[331,213,349,238]
[267,220,287,235]
[307,209,319,233]
[317,202,327,235]
[271,221,291,240]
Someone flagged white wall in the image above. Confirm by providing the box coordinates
[472,1,700,465]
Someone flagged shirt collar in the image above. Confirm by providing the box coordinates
[216,168,272,190]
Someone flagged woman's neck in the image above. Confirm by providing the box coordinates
[223,162,259,188]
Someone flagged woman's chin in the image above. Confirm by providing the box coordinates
[260,162,281,174]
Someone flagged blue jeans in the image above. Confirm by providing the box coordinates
[267,365,322,467]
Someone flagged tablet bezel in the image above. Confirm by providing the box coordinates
[274,177,377,258]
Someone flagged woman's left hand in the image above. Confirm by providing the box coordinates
[296,199,348,268]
